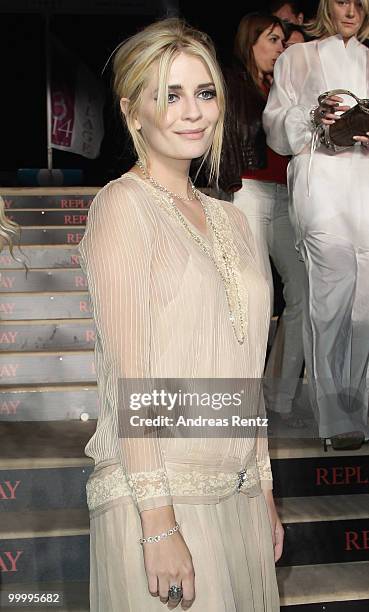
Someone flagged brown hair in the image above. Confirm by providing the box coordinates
[234,13,288,88]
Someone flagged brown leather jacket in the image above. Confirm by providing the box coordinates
[218,67,268,194]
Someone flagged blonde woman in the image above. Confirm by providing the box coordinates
[79,18,282,611]
[263,0,369,450]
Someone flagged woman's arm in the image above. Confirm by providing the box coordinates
[263,50,314,156]
[79,180,196,604]
[79,180,172,514]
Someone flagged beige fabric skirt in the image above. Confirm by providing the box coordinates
[88,462,280,611]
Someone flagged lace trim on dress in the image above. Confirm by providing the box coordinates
[86,464,261,512]
[257,457,273,483]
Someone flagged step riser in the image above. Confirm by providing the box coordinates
[0,390,98,421]
[1,195,95,210]
[0,354,96,385]
[0,248,80,269]
[280,519,369,566]
[8,211,89,226]
[11,228,85,245]
[0,270,87,292]
[0,468,92,510]
[0,323,96,352]
[273,457,369,497]
[0,536,89,584]
[281,602,369,611]
[0,295,91,320]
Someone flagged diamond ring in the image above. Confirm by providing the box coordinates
[168,585,183,600]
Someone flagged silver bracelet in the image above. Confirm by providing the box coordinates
[139,521,180,545]
[310,104,320,128]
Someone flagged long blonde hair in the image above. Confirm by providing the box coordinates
[306,0,369,41]
[0,197,27,269]
[112,17,226,183]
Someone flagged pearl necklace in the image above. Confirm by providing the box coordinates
[136,160,196,202]
[135,160,247,345]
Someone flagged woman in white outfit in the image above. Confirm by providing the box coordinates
[263,0,369,449]
[220,14,306,426]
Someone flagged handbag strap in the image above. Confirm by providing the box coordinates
[318,89,369,114]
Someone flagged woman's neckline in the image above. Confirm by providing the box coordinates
[124,170,211,242]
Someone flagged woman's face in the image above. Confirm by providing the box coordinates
[252,24,285,76]
[133,52,220,164]
[329,0,365,40]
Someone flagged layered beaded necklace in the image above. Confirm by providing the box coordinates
[135,160,248,345]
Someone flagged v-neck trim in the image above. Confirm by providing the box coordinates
[124,171,211,243]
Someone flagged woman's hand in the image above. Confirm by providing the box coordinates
[313,94,350,126]
[263,490,284,563]
[353,132,369,146]
[141,506,195,609]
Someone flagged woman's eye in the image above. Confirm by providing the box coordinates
[168,93,178,103]
[198,89,216,100]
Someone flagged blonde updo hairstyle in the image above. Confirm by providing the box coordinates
[306,0,369,41]
[112,18,226,182]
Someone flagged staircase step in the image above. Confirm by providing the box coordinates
[0,270,87,292]
[0,509,89,539]
[277,494,369,523]
[277,495,369,567]
[0,421,96,466]
[8,210,89,226]
[13,227,85,245]
[0,247,81,269]
[1,188,97,209]
[269,437,369,458]
[0,533,89,584]
[0,466,92,510]
[0,351,95,385]
[278,561,369,607]
[0,509,88,585]
[272,454,369,498]
[0,386,98,421]
[0,581,89,611]
[0,293,91,320]
[0,320,96,352]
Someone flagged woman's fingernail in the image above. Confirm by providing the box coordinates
[353,136,359,140]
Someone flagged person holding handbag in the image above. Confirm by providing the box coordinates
[263,0,369,450]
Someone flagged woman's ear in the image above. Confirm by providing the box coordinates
[120,97,142,130]
[120,97,129,117]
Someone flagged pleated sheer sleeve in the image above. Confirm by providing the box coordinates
[263,46,314,156]
[78,180,173,513]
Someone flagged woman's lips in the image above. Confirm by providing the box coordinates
[175,129,206,140]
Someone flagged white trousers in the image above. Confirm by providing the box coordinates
[288,151,369,439]
[233,179,305,413]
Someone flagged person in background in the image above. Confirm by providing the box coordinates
[219,13,306,428]
[284,23,310,46]
[263,0,369,450]
[268,0,305,24]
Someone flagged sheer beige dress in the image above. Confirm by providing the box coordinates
[78,172,280,611]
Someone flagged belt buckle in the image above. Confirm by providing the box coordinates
[237,468,247,491]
